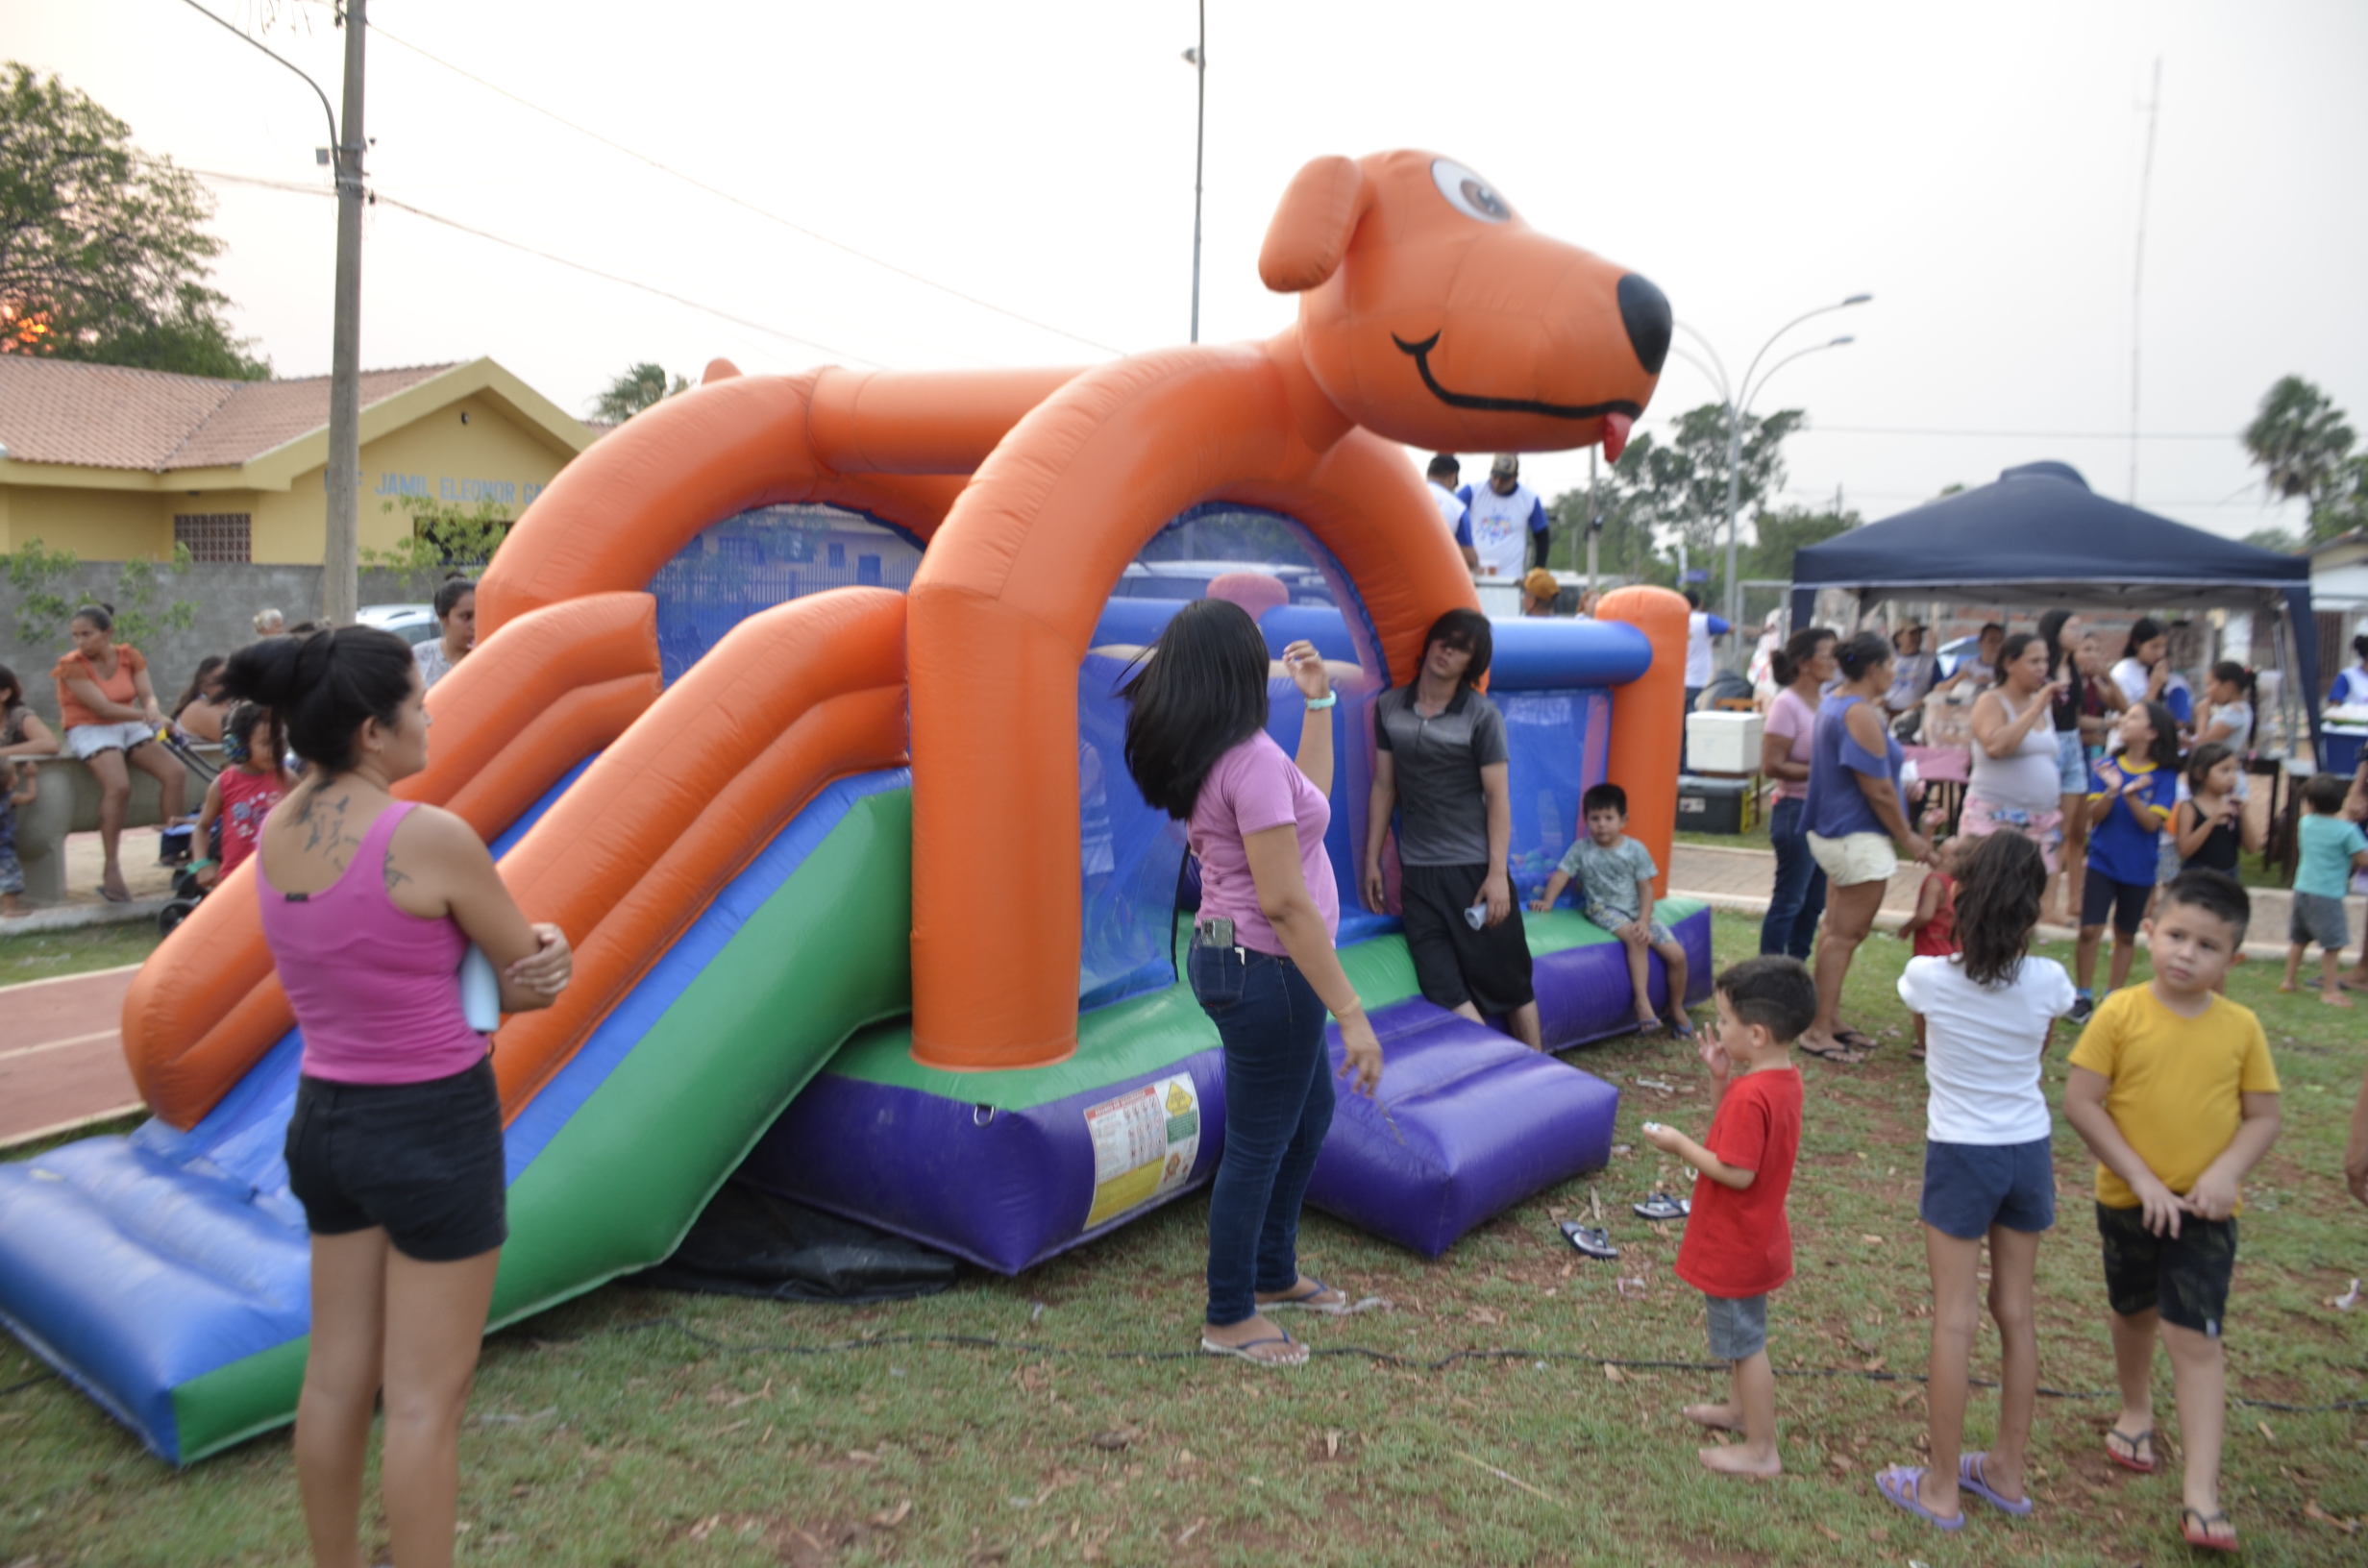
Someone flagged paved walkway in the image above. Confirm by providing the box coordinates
[1668,841,2358,960]
[0,964,143,1148]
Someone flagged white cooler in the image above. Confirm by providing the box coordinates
[1685,709,1764,773]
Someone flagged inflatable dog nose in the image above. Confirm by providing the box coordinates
[1618,274,1672,377]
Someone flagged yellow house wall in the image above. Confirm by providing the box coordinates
[0,485,174,558]
[6,393,581,564]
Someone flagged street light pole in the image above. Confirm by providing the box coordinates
[323,0,367,625]
[1677,294,1870,632]
[1183,4,1205,343]
[172,0,366,623]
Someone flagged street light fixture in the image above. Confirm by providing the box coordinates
[1673,294,1871,630]
[1183,4,1206,343]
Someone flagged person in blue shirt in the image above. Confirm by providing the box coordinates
[1426,453,1480,572]
[2281,772,2368,1007]
[2329,632,2368,708]
[2071,700,2183,1019]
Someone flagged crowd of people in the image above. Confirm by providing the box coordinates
[0,579,481,916]
[1753,609,2368,1061]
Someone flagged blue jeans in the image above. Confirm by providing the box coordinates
[1189,943,1336,1328]
[1760,796,1826,959]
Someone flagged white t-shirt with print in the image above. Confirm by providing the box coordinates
[1899,954,2076,1145]
[1458,480,1547,580]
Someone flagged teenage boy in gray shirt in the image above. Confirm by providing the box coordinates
[1364,610,1542,1049]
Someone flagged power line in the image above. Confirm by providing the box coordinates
[191,168,881,366]
[367,23,1126,358]
[1798,425,2232,441]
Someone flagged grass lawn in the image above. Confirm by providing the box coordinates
[0,919,164,982]
[4,911,2364,1565]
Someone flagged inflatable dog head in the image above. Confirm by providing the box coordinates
[1261,150,1668,459]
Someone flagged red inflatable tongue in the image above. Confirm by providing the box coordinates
[1600,411,1633,462]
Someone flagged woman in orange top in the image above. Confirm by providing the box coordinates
[54,603,186,902]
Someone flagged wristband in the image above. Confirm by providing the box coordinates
[1304,693,1337,711]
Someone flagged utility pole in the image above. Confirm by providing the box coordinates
[2128,57,2161,504]
[1184,3,1206,343]
[322,0,368,625]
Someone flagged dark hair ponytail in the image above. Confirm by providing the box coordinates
[70,602,115,634]
[1952,830,2046,988]
[2125,616,2164,657]
[1834,630,1892,683]
[221,626,416,775]
[433,576,476,619]
[2209,660,2257,704]
[2130,699,2182,771]
[1771,625,1834,688]
[1121,599,1271,820]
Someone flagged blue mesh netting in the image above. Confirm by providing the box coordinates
[1502,690,1615,905]
[648,504,925,684]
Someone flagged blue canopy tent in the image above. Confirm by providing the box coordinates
[1789,461,2325,763]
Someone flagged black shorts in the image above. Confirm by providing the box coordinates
[1397,862,1534,1016]
[285,1056,508,1262]
[2095,1200,2236,1337]
[2081,871,2153,936]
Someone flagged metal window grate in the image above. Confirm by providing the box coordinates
[173,513,251,564]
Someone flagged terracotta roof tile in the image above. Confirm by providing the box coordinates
[0,357,459,473]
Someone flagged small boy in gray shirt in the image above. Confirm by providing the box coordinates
[1530,782,1695,1037]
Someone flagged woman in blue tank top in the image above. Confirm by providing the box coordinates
[1800,630,1934,1064]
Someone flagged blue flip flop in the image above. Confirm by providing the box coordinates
[1199,1331,1305,1366]
[1959,1453,2035,1517]
[1875,1466,1964,1531]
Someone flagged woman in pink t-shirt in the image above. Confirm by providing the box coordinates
[1760,627,1835,960]
[1122,599,1384,1367]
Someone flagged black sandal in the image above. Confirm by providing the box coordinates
[1561,1221,1618,1260]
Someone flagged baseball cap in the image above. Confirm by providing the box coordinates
[1522,569,1560,600]
[1491,453,1520,476]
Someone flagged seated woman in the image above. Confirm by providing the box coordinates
[171,654,233,744]
[53,603,186,902]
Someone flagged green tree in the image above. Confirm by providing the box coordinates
[591,362,690,423]
[2240,526,2304,554]
[1545,402,1805,597]
[1745,504,1861,582]
[363,497,513,595]
[2241,375,2360,543]
[0,62,267,378]
[2,537,198,646]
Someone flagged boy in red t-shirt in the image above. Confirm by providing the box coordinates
[1642,955,1814,1477]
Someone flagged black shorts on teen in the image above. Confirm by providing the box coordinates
[284,1056,508,1262]
[2081,870,2153,937]
[2095,1200,2236,1337]
[1397,861,1535,1016]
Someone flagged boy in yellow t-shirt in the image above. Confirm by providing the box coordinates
[2064,869,2281,1555]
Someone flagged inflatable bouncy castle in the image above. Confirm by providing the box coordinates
[0,151,1702,1462]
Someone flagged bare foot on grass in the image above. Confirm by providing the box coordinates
[2323,989,2355,1008]
[1682,1402,1743,1432]
[1697,1441,1781,1478]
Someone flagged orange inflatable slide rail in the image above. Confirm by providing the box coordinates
[481,587,909,1119]
[1594,586,1689,901]
[124,594,665,1129]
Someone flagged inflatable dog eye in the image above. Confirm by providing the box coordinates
[1260,149,1667,461]
[1430,159,1511,224]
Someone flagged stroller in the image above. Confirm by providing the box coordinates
[156,728,222,935]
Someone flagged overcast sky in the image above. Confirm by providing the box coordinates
[10,0,2365,542]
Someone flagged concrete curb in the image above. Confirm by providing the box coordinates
[2,899,167,937]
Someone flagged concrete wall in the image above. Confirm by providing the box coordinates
[2,561,425,723]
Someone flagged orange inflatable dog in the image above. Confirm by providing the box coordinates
[123,149,1668,1125]
[908,150,1667,1068]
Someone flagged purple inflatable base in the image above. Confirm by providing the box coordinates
[738,907,1711,1275]
[737,1052,1230,1277]
[1305,999,1619,1257]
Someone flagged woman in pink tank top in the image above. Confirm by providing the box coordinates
[224,626,571,1568]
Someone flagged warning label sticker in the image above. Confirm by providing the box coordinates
[1082,1073,1202,1230]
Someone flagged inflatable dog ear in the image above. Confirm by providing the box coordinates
[1259,156,1372,294]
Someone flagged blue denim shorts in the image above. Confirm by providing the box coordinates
[2054,729,2087,796]
[1920,1136,2056,1239]
[1704,1292,1767,1360]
